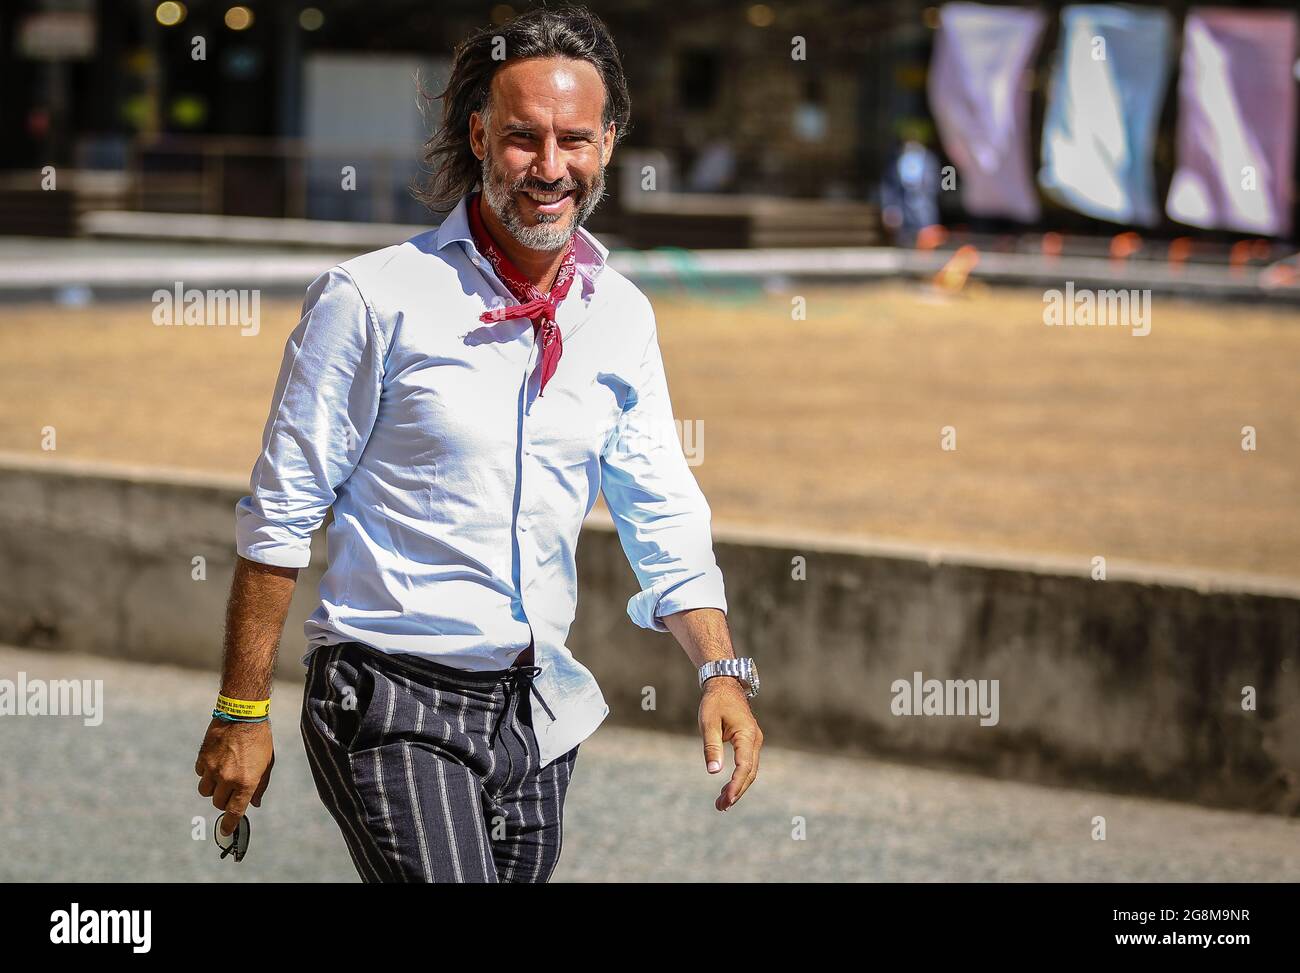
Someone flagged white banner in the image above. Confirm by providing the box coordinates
[927,3,1047,222]
[1039,5,1173,226]
[1166,9,1299,237]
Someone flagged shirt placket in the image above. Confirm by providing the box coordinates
[513,286,577,680]
[470,243,543,653]
[516,311,540,653]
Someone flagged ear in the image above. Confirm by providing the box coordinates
[469,111,488,161]
[601,123,617,167]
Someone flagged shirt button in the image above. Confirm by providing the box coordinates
[520,525,529,533]
[472,257,481,266]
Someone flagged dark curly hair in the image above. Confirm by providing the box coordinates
[411,4,632,215]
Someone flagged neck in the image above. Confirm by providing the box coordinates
[477,193,568,291]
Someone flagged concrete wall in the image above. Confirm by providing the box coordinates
[2,452,1297,815]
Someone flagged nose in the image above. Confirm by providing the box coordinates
[529,134,570,187]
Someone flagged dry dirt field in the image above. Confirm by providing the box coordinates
[2,282,1297,578]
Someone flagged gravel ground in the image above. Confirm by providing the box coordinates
[3,283,1298,578]
[1,645,1296,882]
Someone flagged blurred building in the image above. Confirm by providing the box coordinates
[0,0,914,229]
[1,0,1295,244]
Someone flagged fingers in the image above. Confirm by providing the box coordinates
[200,768,258,832]
[212,780,234,817]
[195,721,274,825]
[220,791,252,836]
[717,729,760,811]
[700,691,764,811]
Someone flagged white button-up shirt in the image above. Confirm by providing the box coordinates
[235,192,728,766]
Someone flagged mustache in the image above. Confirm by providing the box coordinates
[513,180,581,194]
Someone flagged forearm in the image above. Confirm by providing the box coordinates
[660,607,734,669]
[219,555,300,702]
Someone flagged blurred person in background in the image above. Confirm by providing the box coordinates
[685,129,738,193]
[880,121,942,246]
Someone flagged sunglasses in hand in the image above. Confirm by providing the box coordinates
[214,813,251,863]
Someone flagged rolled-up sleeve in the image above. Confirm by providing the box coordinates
[235,267,385,568]
[599,302,727,632]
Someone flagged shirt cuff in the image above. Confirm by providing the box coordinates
[234,497,314,568]
[626,570,728,633]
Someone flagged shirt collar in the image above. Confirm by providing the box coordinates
[435,191,609,282]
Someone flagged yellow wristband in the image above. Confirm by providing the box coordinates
[215,694,271,719]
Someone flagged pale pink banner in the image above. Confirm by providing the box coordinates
[927,3,1047,222]
[1166,9,1299,237]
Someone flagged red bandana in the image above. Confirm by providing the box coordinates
[467,191,578,396]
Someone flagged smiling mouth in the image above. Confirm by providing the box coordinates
[518,188,575,213]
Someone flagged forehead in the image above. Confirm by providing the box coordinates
[488,57,606,124]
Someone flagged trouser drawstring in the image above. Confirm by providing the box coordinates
[489,664,555,749]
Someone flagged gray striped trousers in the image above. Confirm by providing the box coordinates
[299,641,579,883]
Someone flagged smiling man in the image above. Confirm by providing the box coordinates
[193,5,762,883]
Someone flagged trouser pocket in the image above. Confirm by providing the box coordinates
[304,643,380,754]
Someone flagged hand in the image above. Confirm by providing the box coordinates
[195,719,275,835]
[699,676,763,811]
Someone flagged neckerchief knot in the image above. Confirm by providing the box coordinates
[467,191,577,396]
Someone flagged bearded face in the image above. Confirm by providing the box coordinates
[478,135,607,252]
[471,57,613,253]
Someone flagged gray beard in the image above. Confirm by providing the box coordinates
[479,154,606,252]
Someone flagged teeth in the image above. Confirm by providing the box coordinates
[525,191,568,203]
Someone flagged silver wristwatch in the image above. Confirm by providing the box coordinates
[698,658,760,698]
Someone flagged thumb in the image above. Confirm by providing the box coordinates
[702,718,725,774]
[250,763,273,808]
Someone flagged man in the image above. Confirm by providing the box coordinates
[880,126,941,247]
[194,5,763,883]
